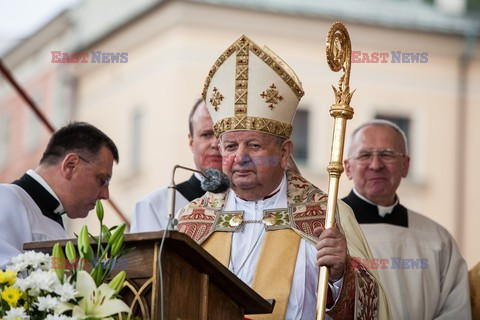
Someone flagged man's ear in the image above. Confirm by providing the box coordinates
[188,133,194,150]
[280,140,293,170]
[402,155,410,178]
[61,153,80,180]
[344,159,353,180]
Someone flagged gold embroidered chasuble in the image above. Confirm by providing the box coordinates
[177,170,391,319]
[469,261,480,319]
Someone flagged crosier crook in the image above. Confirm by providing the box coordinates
[316,22,355,320]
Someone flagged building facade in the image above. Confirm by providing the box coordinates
[1,0,479,266]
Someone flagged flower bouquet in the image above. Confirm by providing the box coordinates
[0,200,132,320]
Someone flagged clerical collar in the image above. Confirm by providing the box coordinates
[343,190,408,227]
[26,169,65,215]
[352,188,398,218]
[194,171,204,182]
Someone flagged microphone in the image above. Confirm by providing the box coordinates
[201,168,230,193]
[166,165,230,230]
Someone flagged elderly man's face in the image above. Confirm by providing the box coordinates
[220,131,291,200]
[344,125,410,206]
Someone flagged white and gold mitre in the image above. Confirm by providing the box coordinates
[202,35,304,139]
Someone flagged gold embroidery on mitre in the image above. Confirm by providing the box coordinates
[202,42,237,102]
[261,83,284,110]
[202,37,304,102]
[251,44,304,101]
[214,116,292,139]
[210,87,224,111]
[234,36,249,117]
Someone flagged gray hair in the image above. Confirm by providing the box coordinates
[347,119,409,157]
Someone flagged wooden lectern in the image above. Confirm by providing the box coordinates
[24,231,274,319]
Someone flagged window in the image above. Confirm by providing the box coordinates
[0,115,10,169]
[375,114,411,152]
[130,108,143,171]
[53,75,73,128]
[24,109,42,152]
[23,92,43,153]
[291,109,309,163]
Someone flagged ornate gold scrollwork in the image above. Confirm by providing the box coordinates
[326,22,355,114]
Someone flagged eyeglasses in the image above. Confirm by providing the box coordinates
[350,149,405,164]
[77,155,111,187]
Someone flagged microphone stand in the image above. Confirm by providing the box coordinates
[161,164,203,320]
[166,165,204,230]
[161,165,227,319]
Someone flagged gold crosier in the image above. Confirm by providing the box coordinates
[316,22,355,320]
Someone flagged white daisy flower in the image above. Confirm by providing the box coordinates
[14,270,60,296]
[54,281,78,302]
[36,294,59,311]
[4,306,30,319]
[9,251,51,272]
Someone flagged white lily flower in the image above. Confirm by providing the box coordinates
[56,271,130,319]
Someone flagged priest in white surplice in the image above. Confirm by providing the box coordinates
[177,35,392,319]
[343,119,471,319]
[0,122,119,268]
[130,99,222,232]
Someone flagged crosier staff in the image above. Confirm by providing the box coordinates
[316,22,355,320]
